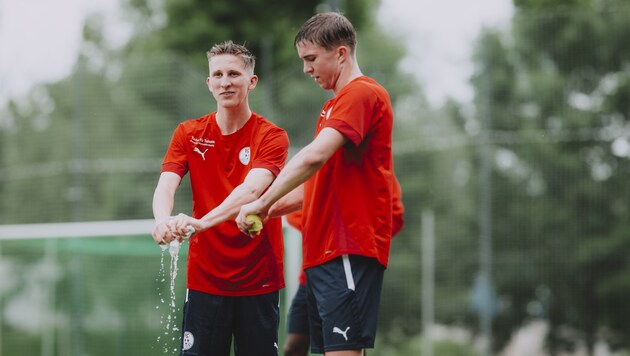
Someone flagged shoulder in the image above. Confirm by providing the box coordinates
[339,77,389,103]
[177,113,214,131]
[251,113,288,136]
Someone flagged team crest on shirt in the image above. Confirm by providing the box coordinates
[239,147,251,165]
[183,331,195,350]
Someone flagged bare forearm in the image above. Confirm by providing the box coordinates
[258,149,322,211]
[268,185,303,218]
[199,183,261,229]
[236,128,346,235]
[153,188,175,222]
[152,172,181,244]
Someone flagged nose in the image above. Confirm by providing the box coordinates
[303,61,312,74]
[220,76,231,88]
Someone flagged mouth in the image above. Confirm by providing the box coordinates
[220,91,235,96]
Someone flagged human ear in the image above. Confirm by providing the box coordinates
[337,46,348,62]
[248,75,258,90]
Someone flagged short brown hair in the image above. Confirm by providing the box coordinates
[207,40,256,72]
[294,12,357,53]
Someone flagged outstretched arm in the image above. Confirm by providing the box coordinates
[170,167,275,235]
[236,127,347,234]
[267,184,304,219]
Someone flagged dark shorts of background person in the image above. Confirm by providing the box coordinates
[180,289,280,356]
[287,283,310,335]
[305,254,385,354]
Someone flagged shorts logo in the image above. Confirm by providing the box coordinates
[183,331,195,350]
[238,147,251,165]
[333,326,350,341]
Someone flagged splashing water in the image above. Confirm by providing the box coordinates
[156,226,195,354]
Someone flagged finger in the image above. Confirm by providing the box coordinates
[184,225,196,238]
[235,212,246,231]
[239,219,253,233]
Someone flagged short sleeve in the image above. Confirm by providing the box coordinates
[324,84,377,146]
[161,124,189,177]
[252,126,289,177]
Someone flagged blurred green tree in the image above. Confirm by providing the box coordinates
[467,0,630,352]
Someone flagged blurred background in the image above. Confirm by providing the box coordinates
[2,0,630,355]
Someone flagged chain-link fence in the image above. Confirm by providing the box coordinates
[3,6,630,354]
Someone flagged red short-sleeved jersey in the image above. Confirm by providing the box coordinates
[161,112,289,296]
[301,76,397,269]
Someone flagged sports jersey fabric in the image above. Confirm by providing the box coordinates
[301,76,396,270]
[162,112,289,296]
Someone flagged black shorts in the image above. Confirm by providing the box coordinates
[287,283,309,335]
[180,289,279,356]
[305,255,385,354]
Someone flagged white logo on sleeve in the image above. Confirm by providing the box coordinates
[193,147,207,160]
[238,147,251,165]
[333,326,350,341]
[183,331,195,350]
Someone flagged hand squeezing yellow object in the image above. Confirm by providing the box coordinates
[246,214,263,235]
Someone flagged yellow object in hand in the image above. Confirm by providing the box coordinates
[246,214,263,235]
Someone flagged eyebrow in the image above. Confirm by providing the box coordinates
[211,69,242,75]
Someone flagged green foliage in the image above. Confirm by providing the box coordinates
[123,0,377,72]
[466,0,630,352]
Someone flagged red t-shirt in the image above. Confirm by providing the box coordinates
[290,174,403,285]
[302,76,397,269]
[161,112,289,296]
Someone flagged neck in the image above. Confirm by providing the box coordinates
[216,105,252,135]
[333,63,363,96]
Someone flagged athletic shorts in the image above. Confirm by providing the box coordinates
[179,289,280,356]
[305,255,385,354]
[287,283,309,335]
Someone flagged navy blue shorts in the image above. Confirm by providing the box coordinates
[305,255,385,354]
[287,283,309,335]
[179,289,279,356]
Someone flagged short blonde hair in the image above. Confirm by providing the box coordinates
[207,40,256,72]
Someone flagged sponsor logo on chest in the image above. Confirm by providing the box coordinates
[190,136,215,147]
[190,135,250,166]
